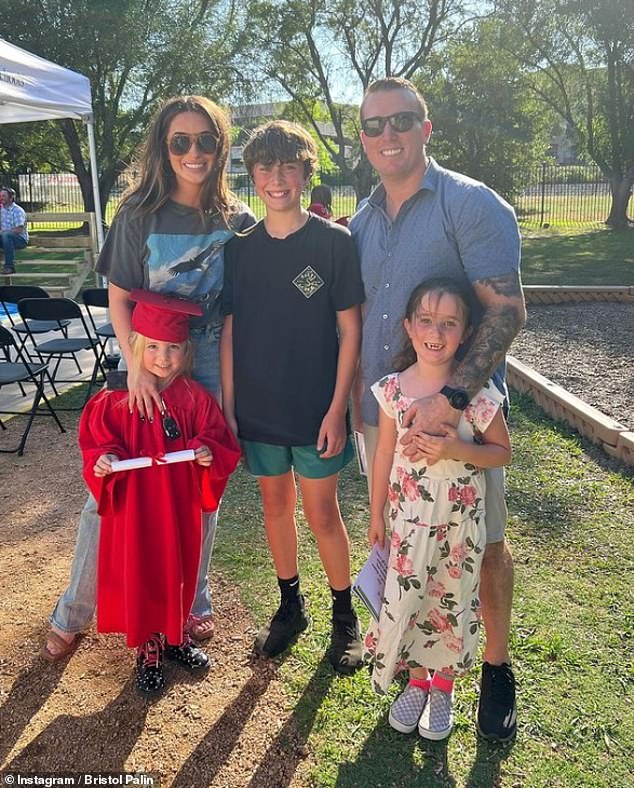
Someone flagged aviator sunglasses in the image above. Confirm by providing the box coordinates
[167,131,218,156]
[361,111,423,138]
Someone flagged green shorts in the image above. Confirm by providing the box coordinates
[242,437,355,479]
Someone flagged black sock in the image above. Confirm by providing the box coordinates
[331,585,353,615]
[278,575,300,604]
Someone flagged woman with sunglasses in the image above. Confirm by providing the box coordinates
[79,290,240,694]
[41,96,255,663]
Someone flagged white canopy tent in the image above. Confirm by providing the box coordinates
[0,38,104,249]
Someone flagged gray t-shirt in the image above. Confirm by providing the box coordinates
[349,157,521,426]
[96,198,255,327]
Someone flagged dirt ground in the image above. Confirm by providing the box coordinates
[0,411,312,788]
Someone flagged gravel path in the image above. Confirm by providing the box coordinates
[510,302,634,431]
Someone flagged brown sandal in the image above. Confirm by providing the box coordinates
[185,614,215,641]
[40,630,80,663]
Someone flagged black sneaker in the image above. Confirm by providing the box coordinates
[164,632,210,673]
[254,595,310,657]
[136,633,166,696]
[327,610,364,675]
[477,662,517,742]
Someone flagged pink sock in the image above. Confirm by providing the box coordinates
[431,672,454,694]
[409,677,431,690]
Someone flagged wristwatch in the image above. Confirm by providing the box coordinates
[440,385,470,411]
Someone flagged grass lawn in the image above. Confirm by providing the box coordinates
[214,394,634,787]
[521,227,634,286]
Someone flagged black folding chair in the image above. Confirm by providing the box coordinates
[82,287,118,374]
[0,324,65,455]
[17,297,104,406]
[0,285,72,362]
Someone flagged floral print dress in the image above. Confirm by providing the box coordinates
[364,373,505,693]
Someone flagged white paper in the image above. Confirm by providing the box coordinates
[110,449,196,472]
[353,430,367,476]
[353,539,390,621]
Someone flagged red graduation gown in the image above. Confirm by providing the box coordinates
[78,376,241,647]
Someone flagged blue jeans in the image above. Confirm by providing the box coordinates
[50,323,223,633]
[0,232,27,270]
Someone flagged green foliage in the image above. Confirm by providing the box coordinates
[244,0,472,198]
[495,0,634,226]
[0,0,249,211]
[420,19,552,202]
[214,392,634,787]
[0,120,71,174]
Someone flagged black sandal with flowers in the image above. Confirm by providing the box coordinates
[136,633,166,696]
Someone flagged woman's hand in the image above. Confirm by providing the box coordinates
[126,366,163,421]
[194,445,213,467]
[94,453,119,477]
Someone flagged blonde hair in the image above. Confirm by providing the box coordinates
[128,331,194,389]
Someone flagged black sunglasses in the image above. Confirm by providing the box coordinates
[361,111,423,138]
[167,132,218,156]
[160,400,181,440]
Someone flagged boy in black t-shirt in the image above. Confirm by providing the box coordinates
[220,121,365,673]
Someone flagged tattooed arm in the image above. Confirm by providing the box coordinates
[451,271,526,396]
[400,271,526,461]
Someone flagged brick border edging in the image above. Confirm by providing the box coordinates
[523,285,634,304]
[507,355,634,467]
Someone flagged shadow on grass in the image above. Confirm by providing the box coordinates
[464,734,516,787]
[334,717,455,788]
[4,675,150,773]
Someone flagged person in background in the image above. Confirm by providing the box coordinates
[0,187,28,275]
[308,184,333,219]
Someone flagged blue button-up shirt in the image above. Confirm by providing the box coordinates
[349,157,520,426]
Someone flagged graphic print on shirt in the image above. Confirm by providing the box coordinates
[146,230,234,301]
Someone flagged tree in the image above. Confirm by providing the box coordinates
[0,0,247,217]
[495,0,634,227]
[421,19,552,203]
[244,0,476,200]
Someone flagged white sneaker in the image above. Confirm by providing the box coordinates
[389,683,429,734]
[418,685,454,740]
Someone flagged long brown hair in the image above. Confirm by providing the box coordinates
[393,277,472,372]
[121,95,238,224]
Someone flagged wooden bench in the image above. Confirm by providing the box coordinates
[1,212,100,297]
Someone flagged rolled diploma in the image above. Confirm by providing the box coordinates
[110,449,196,472]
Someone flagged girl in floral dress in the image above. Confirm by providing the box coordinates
[364,277,511,740]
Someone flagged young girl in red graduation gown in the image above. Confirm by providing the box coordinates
[78,289,241,695]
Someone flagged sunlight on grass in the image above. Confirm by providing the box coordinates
[215,390,634,787]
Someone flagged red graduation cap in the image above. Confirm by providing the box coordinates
[130,289,203,342]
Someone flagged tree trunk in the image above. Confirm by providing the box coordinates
[350,156,376,204]
[605,168,634,228]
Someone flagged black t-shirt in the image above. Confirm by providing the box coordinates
[223,214,365,445]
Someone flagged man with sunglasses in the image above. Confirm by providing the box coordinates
[350,77,526,743]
